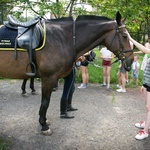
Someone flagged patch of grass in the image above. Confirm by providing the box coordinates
[111,91,116,104]
[0,137,11,150]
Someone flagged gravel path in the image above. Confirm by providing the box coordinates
[0,79,150,150]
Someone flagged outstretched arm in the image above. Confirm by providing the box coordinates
[125,30,150,54]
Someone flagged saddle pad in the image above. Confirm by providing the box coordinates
[0,25,17,48]
[0,23,46,51]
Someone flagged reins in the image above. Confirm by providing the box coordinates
[110,22,133,66]
[88,22,134,68]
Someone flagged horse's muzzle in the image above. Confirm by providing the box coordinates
[124,59,133,71]
[124,66,131,71]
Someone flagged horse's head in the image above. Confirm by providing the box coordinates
[104,11,134,71]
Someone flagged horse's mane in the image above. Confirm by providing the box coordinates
[76,15,113,22]
[47,17,73,22]
[46,15,113,23]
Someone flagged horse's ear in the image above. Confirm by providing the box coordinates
[122,17,126,23]
[116,11,121,25]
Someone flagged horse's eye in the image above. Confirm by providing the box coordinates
[122,32,127,38]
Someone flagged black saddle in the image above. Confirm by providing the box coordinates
[8,15,40,27]
[5,15,44,77]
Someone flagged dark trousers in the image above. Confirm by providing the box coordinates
[60,67,75,114]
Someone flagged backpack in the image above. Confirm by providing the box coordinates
[86,51,96,62]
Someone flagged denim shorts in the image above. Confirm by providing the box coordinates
[131,69,139,78]
[120,66,126,74]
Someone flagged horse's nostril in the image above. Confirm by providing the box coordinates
[125,66,131,71]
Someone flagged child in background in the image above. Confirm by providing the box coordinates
[116,60,127,93]
[130,55,140,86]
[100,47,113,90]
[78,51,91,89]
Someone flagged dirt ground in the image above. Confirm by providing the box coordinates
[0,79,150,150]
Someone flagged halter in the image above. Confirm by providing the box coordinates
[111,22,133,65]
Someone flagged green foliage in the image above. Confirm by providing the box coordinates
[1,0,149,40]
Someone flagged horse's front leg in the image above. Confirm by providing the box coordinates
[39,77,56,136]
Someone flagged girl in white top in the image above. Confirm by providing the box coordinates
[100,47,113,90]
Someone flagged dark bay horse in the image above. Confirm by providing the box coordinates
[0,12,134,135]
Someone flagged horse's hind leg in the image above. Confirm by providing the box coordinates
[39,77,57,135]
[21,79,28,95]
[30,78,36,95]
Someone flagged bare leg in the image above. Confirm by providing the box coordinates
[106,66,111,87]
[136,78,138,86]
[81,66,89,84]
[117,71,121,87]
[121,72,126,90]
[102,67,106,85]
[144,91,150,133]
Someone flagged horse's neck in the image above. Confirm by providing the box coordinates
[75,21,115,57]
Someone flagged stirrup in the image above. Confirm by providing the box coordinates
[26,62,36,76]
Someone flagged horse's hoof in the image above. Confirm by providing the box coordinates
[41,129,53,136]
[46,120,50,126]
[31,91,38,95]
[21,92,28,97]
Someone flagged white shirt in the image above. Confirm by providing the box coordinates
[100,47,112,58]
[132,61,140,70]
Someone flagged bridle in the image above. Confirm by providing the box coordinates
[110,22,133,65]
[73,19,133,69]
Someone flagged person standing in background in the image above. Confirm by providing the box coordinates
[100,47,113,90]
[60,67,78,119]
[130,55,140,86]
[116,60,127,93]
[78,51,91,89]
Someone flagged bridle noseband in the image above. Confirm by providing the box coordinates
[111,22,133,65]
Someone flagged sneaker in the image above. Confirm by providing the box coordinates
[106,86,111,91]
[116,84,121,89]
[116,88,126,93]
[135,121,145,129]
[135,130,149,140]
[101,84,106,87]
[78,83,87,89]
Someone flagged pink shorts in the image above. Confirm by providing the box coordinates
[102,60,111,66]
